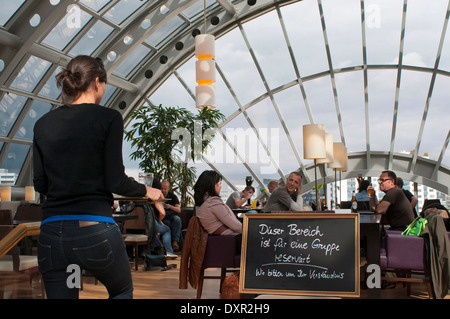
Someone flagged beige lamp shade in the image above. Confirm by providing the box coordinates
[327,142,346,169]
[25,186,35,201]
[317,132,334,164]
[336,146,348,172]
[195,34,215,59]
[196,59,216,85]
[196,85,216,109]
[1,186,11,202]
[303,124,326,159]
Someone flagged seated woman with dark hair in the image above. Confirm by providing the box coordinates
[194,170,242,236]
[356,179,371,201]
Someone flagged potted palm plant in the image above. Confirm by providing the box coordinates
[125,104,225,206]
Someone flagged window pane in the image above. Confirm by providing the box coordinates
[322,0,363,68]
[0,93,28,137]
[69,20,114,57]
[145,16,185,47]
[79,0,111,12]
[113,45,151,77]
[395,70,432,154]
[0,0,25,26]
[242,10,296,90]
[365,0,403,65]
[215,28,266,106]
[246,97,296,179]
[419,74,450,161]
[150,74,195,110]
[402,0,448,68]
[105,0,145,25]
[367,69,397,152]
[275,84,310,162]
[282,0,328,77]
[42,6,92,51]
[303,76,341,147]
[0,143,30,178]
[335,70,366,152]
[14,100,52,141]
[11,56,51,92]
[207,116,256,187]
[182,0,216,19]
[101,85,116,105]
[39,67,63,99]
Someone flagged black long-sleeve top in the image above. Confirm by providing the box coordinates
[33,103,146,221]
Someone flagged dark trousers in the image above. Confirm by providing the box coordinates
[38,220,133,299]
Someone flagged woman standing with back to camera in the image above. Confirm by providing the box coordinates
[33,55,164,299]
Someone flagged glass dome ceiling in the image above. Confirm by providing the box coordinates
[0,0,449,196]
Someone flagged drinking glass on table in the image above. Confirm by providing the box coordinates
[138,172,154,187]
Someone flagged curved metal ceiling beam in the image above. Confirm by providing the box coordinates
[389,0,407,170]
[300,151,450,195]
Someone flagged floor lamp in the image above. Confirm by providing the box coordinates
[317,132,333,210]
[337,146,348,208]
[303,124,326,210]
[327,142,345,209]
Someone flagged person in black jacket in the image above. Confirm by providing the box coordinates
[33,55,163,299]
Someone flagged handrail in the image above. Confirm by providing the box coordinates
[0,222,40,259]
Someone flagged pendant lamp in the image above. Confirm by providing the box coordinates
[195,1,216,109]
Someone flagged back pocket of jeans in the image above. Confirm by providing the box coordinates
[72,239,115,270]
[37,241,52,274]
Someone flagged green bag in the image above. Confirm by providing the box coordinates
[401,217,428,236]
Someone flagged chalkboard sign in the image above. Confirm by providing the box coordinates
[239,213,360,297]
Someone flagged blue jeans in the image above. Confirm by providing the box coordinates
[154,221,173,254]
[38,221,133,299]
[163,214,182,242]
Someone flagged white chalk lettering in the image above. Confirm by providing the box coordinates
[267,268,283,277]
[309,269,344,280]
[290,239,308,249]
[258,224,284,235]
[287,224,324,237]
[311,238,340,255]
[273,238,287,251]
[274,253,311,264]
